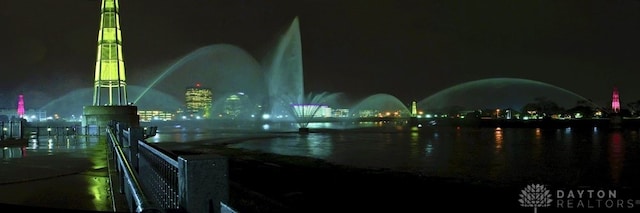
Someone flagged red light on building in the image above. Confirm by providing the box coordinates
[17,94,25,118]
[612,87,620,113]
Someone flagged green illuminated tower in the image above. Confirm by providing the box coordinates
[93,0,127,106]
[411,101,417,117]
[83,0,139,134]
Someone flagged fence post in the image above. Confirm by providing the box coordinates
[126,127,144,173]
[178,155,229,213]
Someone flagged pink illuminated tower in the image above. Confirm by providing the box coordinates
[612,87,620,113]
[17,94,25,118]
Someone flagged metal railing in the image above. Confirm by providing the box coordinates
[0,119,25,140]
[138,140,180,209]
[107,125,163,213]
[107,121,235,213]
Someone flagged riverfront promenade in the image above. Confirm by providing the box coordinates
[0,135,127,212]
[0,126,523,212]
[3,122,640,212]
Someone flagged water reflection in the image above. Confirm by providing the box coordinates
[534,128,541,142]
[231,134,333,159]
[494,127,503,152]
[0,133,113,211]
[1,146,26,159]
[409,131,420,160]
[87,140,111,211]
[158,126,640,188]
[608,131,623,184]
[88,175,111,211]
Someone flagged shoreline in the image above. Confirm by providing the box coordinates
[158,140,540,212]
[154,130,640,212]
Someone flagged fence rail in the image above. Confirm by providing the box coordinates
[107,121,235,213]
[108,126,164,213]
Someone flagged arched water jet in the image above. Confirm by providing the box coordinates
[133,44,266,107]
[40,85,182,118]
[349,93,411,118]
[418,77,601,112]
[122,16,327,132]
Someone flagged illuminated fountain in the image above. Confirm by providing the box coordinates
[127,16,333,132]
[263,17,305,120]
[280,92,333,133]
[42,15,402,132]
[349,93,411,118]
[128,16,307,125]
[40,86,183,119]
[132,43,267,109]
[418,78,602,113]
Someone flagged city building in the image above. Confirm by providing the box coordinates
[0,109,47,122]
[612,87,620,113]
[332,108,349,118]
[17,94,25,118]
[220,92,256,119]
[185,83,213,119]
[138,110,174,122]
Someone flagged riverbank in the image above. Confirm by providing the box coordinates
[162,141,527,212]
[156,130,640,213]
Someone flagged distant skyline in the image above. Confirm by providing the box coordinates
[2,0,640,110]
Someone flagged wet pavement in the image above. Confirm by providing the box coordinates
[0,135,127,212]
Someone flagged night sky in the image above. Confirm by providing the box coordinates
[2,0,640,110]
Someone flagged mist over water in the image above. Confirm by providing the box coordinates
[32,17,602,122]
[264,17,305,118]
[130,17,309,120]
[134,43,267,108]
[36,16,413,120]
[418,78,601,112]
[39,86,182,117]
[350,93,411,117]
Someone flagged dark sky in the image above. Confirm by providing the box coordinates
[2,0,640,110]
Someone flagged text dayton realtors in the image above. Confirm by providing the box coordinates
[555,189,635,209]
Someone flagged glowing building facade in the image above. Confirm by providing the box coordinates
[17,95,25,118]
[222,93,249,118]
[612,87,620,113]
[93,0,128,106]
[410,101,417,117]
[185,84,213,119]
[138,110,174,122]
[83,0,139,135]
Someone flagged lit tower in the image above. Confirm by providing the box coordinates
[410,101,418,117]
[612,87,620,113]
[17,95,25,118]
[83,0,139,134]
[93,0,127,106]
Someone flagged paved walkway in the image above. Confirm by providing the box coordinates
[0,136,127,212]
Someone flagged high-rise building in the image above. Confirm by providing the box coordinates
[83,0,139,134]
[612,87,620,113]
[185,83,213,119]
[93,0,128,106]
[223,93,245,118]
[138,110,174,122]
[410,101,417,117]
[17,95,25,118]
